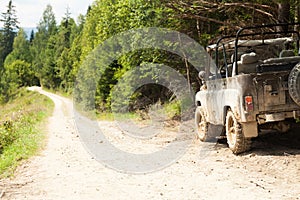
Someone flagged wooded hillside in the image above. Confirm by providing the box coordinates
[0,0,298,111]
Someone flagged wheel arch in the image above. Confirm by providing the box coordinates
[223,106,231,125]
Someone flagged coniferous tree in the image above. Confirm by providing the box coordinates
[8,29,37,86]
[0,32,4,69]
[31,4,57,88]
[29,30,35,44]
[0,0,19,102]
[55,9,77,91]
[4,28,31,66]
[0,0,19,65]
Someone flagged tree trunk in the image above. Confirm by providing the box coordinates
[196,19,201,42]
[177,33,192,95]
[277,2,290,32]
[294,0,300,32]
[278,2,290,23]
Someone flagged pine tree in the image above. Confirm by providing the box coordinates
[31,4,57,88]
[4,28,31,66]
[37,4,57,36]
[55,9,77,91]
[0,0,19,64]
[29,30,35,43]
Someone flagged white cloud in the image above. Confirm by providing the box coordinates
[0,0,94,27]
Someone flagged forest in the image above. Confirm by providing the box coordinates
[0,0,298,112]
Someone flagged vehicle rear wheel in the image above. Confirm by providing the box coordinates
[195,107,209,141]
[288,63,300,107]
[225,110,251,154]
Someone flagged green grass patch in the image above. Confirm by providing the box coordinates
[0,88,54,177]
[95,100,181,122]
[162,100,181,119]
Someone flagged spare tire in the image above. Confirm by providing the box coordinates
[288,63,300,107]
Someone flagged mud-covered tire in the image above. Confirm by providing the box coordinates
[225,110,251,154]
[195,107,209,142]
[288,63,300,107]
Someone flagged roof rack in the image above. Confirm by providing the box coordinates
[210,23,300,74]
[234,23,300,74]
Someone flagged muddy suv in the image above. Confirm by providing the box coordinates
[195,23,300,154]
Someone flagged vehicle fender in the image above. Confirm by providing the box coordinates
[195,90,207,108]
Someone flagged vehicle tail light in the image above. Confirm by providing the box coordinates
[245,95,254,112]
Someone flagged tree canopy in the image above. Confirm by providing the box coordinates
[0,0,298,107]
[0,0,18,65]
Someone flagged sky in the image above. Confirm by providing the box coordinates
[0,0,95,27]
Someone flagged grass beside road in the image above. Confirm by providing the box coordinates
[95,100,181,124]
[0,89,54,177]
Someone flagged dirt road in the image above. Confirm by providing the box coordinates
[1,88,300,199]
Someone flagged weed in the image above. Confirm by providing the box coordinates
[0,88,54,177]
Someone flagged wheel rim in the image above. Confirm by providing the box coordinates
[197,117,206,138]
[196,108,207,140]
[226,113,237,147]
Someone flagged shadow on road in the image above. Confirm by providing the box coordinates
[249,128,300,156]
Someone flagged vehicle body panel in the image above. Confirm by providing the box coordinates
[195,23,300,140]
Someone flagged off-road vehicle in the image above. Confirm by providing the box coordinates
[195,23,300,154]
